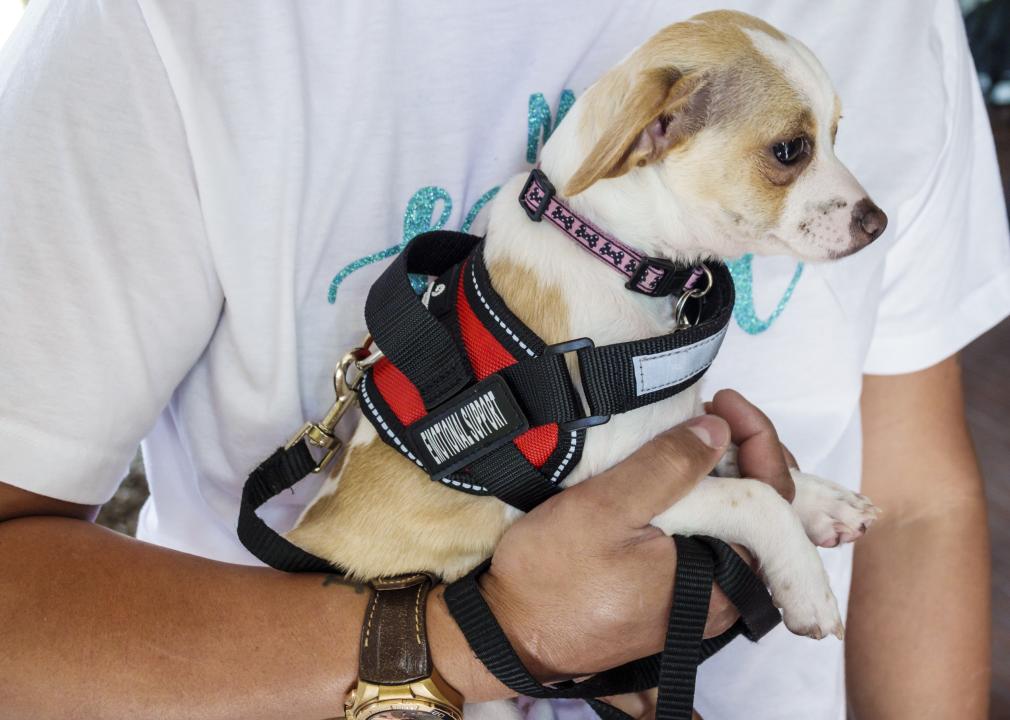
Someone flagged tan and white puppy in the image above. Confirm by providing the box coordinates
[289,7,886,703]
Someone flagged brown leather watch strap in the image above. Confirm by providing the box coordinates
[358,574,434,685]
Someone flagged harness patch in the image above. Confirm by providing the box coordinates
[407,374,529,478]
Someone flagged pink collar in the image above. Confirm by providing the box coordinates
[519,169,705,297]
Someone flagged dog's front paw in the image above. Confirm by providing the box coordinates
[774,575,844,640]
[765,547,844,640]
[791,471,880,548]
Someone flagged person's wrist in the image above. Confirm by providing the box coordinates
[478,569,571,685]
[426,583,516,703]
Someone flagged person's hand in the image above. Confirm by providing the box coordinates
[705,388,798,499]
[479,389,795,682]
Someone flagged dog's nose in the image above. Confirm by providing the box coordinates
[850,198,888,246]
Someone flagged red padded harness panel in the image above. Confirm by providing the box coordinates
[369,260,558,469]
[371,359,425,426]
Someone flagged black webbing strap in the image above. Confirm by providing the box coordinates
[703,538,783,643]
[498,354,582,428]
[657,537,713,720]
[444,535,780,720]
[466,443,561,512]
[237,443,341,574]
[364,231,479,409]
[576,263,736,417]
[238,445,780,719]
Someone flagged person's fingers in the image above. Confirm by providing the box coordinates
[781,444,799,470]
[710,389,794,501]
[576,415,729,528]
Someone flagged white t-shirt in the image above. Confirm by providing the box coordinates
[1,1,1008,717]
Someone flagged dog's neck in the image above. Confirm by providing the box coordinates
[483,101,712,347]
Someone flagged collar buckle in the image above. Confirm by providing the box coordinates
[520,168,555,222]
[625,255,679,297]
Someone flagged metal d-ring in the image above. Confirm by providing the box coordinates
[675,264,713,330]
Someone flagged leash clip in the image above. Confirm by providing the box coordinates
[286,337,382,473]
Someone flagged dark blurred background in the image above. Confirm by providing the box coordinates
[4,0,1007,716]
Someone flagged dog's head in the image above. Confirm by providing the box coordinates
[558,11,887,261]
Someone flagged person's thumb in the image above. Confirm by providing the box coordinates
[576,414,730,528]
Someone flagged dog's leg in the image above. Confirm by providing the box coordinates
[715,447,880,549]
[791,470,880,548]
[651,477,844,639]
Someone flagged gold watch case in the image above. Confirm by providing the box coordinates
[344,669,464,720]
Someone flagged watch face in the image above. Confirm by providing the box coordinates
[369,710,446,720]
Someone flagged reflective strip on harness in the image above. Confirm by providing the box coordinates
[632,324,728,396]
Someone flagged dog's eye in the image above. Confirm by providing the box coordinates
[772,137,809,165]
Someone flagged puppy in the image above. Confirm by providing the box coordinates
[288,8,885,711]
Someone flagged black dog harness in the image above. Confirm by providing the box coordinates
[238,170,781,720]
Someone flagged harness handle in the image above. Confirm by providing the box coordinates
[364,232,480,409]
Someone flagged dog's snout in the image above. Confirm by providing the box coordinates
[850,198,888,246]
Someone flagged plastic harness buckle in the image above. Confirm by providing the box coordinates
[545,337,611,432]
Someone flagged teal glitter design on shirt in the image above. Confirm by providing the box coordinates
[327,186,452,303]
[461,186,500,232]
[527,90,575,163]
[328,88,577,303]
[402,186,453,245]
[726,254,805,335]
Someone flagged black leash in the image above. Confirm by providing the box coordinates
[237,227,783,720]
[238,441,781,720]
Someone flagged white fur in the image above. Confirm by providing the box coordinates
[744,29,875,260]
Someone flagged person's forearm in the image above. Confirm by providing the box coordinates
[846,494,990,718]
[847,360,991,719]
[0,516,510,720]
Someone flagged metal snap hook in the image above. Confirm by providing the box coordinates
[287,335,379,473]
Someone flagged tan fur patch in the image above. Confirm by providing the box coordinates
[566,69,710,196]
[288,438,512,582]
[693,10,787,41]
[485,257,570,345]
[568,10,814,230]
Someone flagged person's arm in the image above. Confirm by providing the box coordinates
[846,355,991,718]
[1,408,785,720]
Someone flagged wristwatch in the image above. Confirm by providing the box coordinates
[344,574,464,720]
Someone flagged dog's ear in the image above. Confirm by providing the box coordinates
[566,68,710,196]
